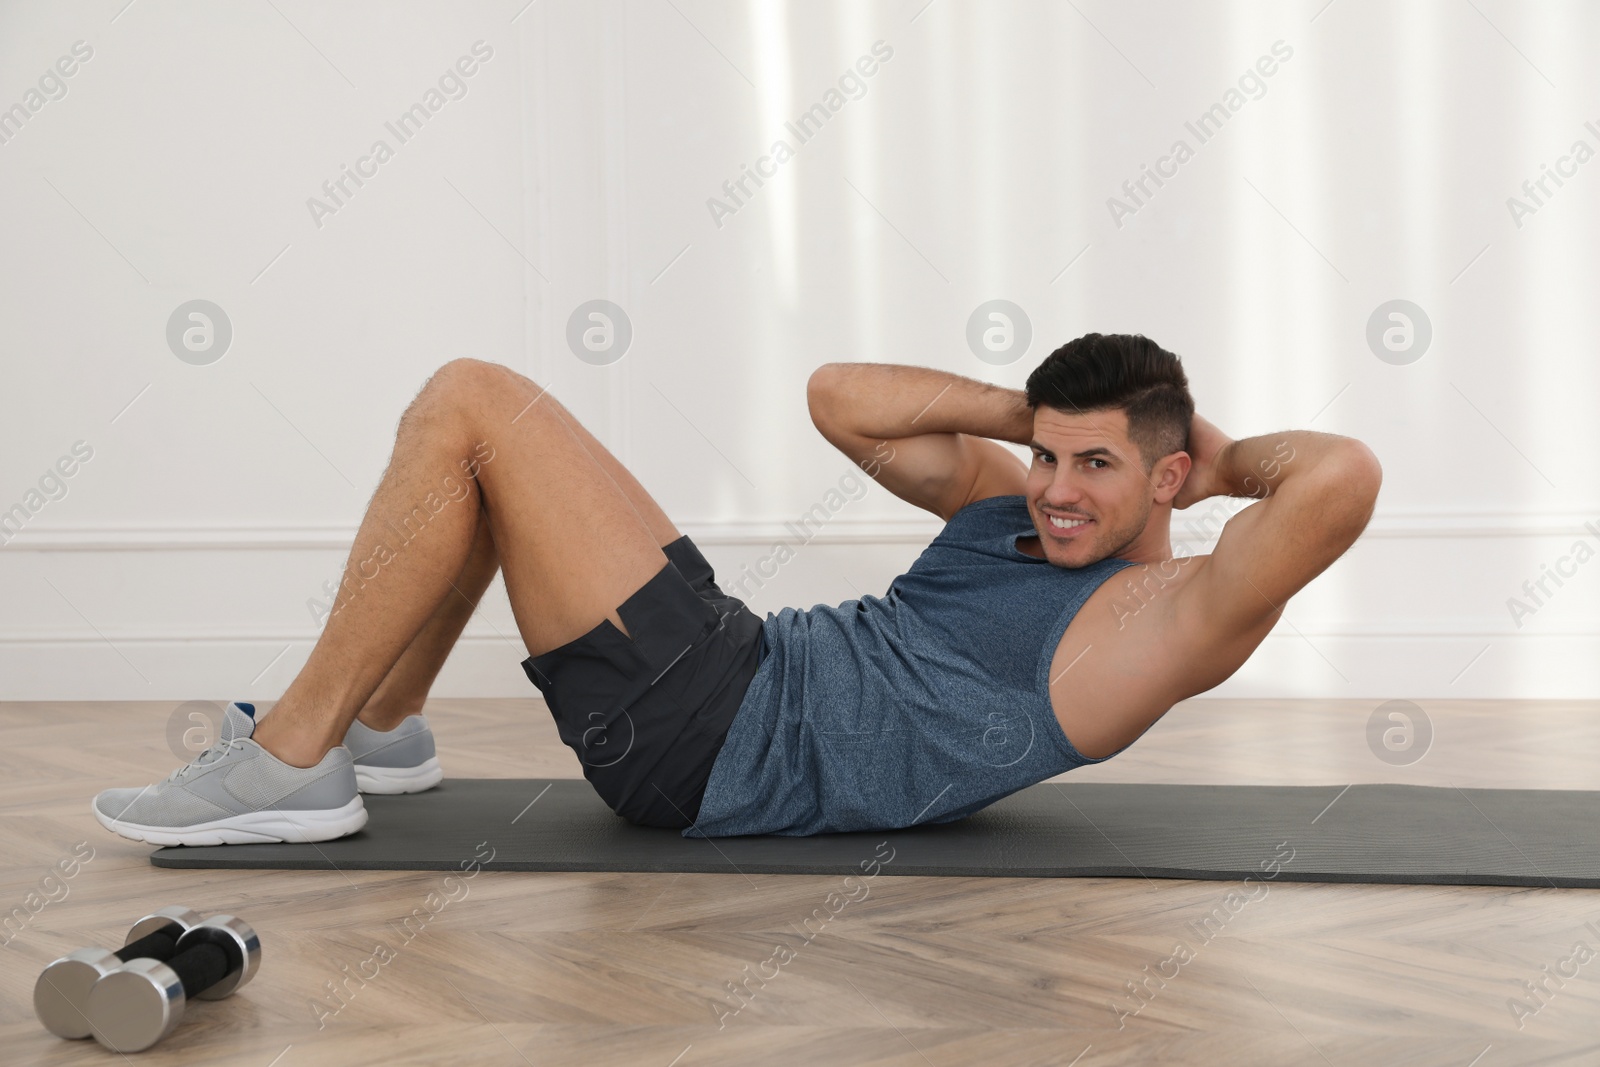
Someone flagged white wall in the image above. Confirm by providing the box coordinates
[1,0,1597,702]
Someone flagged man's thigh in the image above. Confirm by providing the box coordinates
[450,362,678,657]
[538,388,682,551]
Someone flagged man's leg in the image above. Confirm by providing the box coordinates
[253,358,682,767]
[352,378,684,730]
[349,507,498,731]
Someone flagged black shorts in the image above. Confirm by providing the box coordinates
[520,535,766,829]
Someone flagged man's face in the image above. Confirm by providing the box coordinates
[1025,405,1156,568]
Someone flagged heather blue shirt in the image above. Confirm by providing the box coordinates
[685,495,1141,838]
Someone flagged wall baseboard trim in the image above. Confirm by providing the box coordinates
[5,509,1599,551]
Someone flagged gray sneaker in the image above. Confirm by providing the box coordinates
[342,714,443,794]
[92,702,367,846]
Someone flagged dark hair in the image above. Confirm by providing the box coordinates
[1024,332,1194,470]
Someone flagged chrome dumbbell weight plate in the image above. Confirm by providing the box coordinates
[33,906,203,1040]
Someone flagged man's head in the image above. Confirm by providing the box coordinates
[1022,333,1195,567]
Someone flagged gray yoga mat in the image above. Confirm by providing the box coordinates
[149,778,1600,887]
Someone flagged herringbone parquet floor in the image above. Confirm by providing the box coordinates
[4,698,1599,1066]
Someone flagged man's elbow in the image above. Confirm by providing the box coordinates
[1337,439,1383,502]
[807,363,848,426]
[1325,439,1382,534]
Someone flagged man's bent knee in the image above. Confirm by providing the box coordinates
[408,359,548,434]
[427,357,526,399]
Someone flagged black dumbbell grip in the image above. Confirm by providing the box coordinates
[165,942,233,999]
[115,928,181,964]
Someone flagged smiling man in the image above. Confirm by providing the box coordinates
[689,331,1383,836]
[92,334,1379,846]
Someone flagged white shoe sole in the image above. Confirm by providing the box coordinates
[355,757,442,794]
[92,795,368,846]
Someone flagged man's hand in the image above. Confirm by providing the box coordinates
[1173,414,1235,510]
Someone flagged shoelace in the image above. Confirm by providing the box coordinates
[166,736,250,783]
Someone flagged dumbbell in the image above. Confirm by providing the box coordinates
[34,906,204,1039]
[86,914,260,1053]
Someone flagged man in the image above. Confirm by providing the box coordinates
[93,333,1380,845]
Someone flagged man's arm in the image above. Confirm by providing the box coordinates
[1177,415,1382,637]
[807,362,1032,521]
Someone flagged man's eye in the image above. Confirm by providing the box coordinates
[1087,458,1108,469]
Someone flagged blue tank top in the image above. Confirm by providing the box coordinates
[684,494,1141,838]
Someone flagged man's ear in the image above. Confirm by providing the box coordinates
[1152,451,1192,505]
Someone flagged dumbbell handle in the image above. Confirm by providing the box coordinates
[163,942,232,1000]
[115,927,181,964]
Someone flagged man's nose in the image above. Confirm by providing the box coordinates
[1044,471,1085,506]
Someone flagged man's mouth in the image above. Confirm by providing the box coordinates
[1043,512,1092,537]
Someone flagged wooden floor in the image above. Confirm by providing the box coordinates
[5,698,1600,1066]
